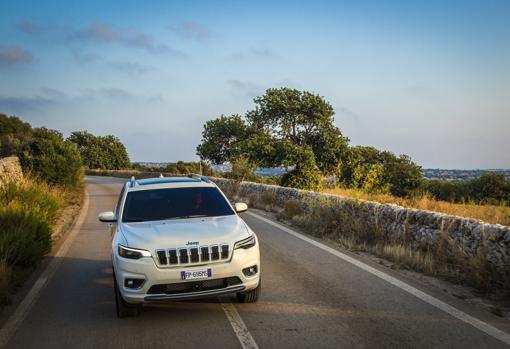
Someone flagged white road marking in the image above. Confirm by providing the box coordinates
[0,192,90,348]
[221,302,260,349]
[246,211,510,346]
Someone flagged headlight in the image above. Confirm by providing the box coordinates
[118,244,151,259]
[234,235,256,250]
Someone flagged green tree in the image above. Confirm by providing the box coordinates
[340,146,422,196]
[280,147,323,190]
[246,88,349,174]
[19,128,83,187]
[196,115,248,164]
[68,131,130,170]
[0,114,33,157]
[471,173,510,204]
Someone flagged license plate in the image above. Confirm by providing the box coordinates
[180,268,212,280]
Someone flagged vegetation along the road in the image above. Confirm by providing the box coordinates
[197,88,510,297]
[0,114,129,304]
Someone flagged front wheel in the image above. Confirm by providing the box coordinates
[237,281,261,303]
[113,271,141,318]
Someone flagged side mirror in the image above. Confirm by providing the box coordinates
[234,202,248,213]
[98,211,116,223]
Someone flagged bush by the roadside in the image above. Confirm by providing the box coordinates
[0,179,61,302]
[19,128,83,188]
[1,115,83,188]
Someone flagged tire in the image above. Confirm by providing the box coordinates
[113,271,141,318]
[237,281,261,303]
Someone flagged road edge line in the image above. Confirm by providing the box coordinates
[0,191,90,348]
[221,302,259,349]
[246,211,510,346]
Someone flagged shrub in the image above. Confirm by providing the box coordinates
[0,180,60,297]
[19,128,83,187]
[68,131,130,170]
[280,200,304,220]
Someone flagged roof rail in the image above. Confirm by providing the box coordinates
[188,173,210,183]
[129,176,137,188]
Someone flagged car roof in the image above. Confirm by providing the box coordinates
[126,175,216,192]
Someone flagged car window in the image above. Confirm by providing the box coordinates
[122,187,235,222]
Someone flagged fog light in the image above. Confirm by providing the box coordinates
[124,278,145,289]
[242,265,258,277]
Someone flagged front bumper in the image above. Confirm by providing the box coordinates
[113,244,260,303]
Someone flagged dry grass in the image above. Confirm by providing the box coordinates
[323,187,510,226]
[0,177,84,304]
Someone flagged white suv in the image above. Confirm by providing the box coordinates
[98,175,261,317]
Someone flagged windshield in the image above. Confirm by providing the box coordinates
[122,187,235,222]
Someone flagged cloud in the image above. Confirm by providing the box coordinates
[251,47,279,59]
[72,22,119,42]
[17,21,59,35]
[71,49,153,74]
[226,47,279,61]
[72,49,102,63]
[0,96,55,113]
[227,80,263,98]
[69,22,183,56]
[17,20,183,56]
[172,21,211,41]
[99,88,133,100]
[107,61,152,74]
[0,46,33,66]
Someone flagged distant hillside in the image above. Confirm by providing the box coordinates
[422,169,510,180]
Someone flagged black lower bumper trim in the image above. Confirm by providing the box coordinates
[144,285,246,302]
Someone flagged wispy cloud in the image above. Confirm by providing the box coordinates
[72,49,102,63]
[16,21,60,35]
[0,46,33,66]
[0,96,55,113]
[69,22,182,56]
[17,20,183,57]
[171,21,211,41]
[0,87,163,115]
[106,61,152,74]
[251,47,278,59]
[226,47,279,61]
[72,49,152,74]
[227,79,263,98]
[72,22,119,42]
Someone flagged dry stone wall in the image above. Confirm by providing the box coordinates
[0,156,23,188]
[212,178,510,269]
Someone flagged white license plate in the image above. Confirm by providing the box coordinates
[180,268,212,280]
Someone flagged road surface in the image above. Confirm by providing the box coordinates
[1,176,509,348]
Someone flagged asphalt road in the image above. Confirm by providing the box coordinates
[1,175,510,348]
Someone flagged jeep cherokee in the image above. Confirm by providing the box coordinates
[98,175,261,317]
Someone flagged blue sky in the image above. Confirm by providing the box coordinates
[0,0,509,168]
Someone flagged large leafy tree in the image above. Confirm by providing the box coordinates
[197,88,350,189]
[196,87,422,194]
[196,114,248,164]
[247,88,349,174]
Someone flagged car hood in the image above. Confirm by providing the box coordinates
[119,214,250,251]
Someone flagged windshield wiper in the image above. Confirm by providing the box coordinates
[166,214,209,220]
[123,219,146,222]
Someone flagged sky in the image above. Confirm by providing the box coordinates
[0,0,509,169]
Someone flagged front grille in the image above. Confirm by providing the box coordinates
[156,244,230,266]
[147,277,242,295]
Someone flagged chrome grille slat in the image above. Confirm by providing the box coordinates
[156,244,229,266]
